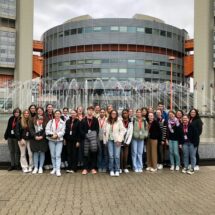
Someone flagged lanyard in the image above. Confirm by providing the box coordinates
[99,118,105,128]
[70,119,74,130]
[12,118,16,129]
[138,119,142,130]
[49,114,53,120]
[55,119,60,129]
[87,118,93,128]
[123,120,128,128]
[183,124,188,134]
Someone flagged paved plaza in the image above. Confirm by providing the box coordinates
[0,167,215,215]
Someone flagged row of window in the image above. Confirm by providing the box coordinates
[47,59,182,70]
[46,68,182,77]
[46,26,184,42]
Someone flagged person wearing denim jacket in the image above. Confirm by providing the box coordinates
[46,110,65,177]
[103,110,126,177]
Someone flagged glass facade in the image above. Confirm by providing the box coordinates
[0,0,16,18]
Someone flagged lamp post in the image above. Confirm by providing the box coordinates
[169,56,175,111]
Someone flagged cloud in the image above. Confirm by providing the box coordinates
[34,0,194,40]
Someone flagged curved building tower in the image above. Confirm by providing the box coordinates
[42,14,188,108]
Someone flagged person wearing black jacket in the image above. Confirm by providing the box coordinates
[80,106,99,175]
[180,115,198,175]
[146,112,162,172]
[15,109,33,173]
[4,108,21,171]
[188,108,203,171]
[64,110,80,173]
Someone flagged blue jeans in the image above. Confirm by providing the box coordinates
[169,140,180,166]
[107,140,121,172]
[183,142,197,169]
[48,141,63,171]
[33,152,45,169]
[132,139,144,170]
[97,141,108,170]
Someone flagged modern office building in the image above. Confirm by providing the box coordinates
[194,0,215,114]
[42,14,188,107]
[43,14,188,83]
[0,0,33,85]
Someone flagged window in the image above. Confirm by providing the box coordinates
[101,59,109,63]
[59,31,63,37]
[160,62,166,66]
[167,32,172,38]
[93,27,102,32]
[70,69,76,74]
[93,68,100,73]
[119,26,127,32]
[110,68,118,73]
[119,68,127,73]
[71,29,77,35]
[93,59,101,64]
[153,70,159,74]
[128,59,135,64]
[110,26,119,32]
[85,59,93,64]
[160,30,166,37]
[145,60,152,65]
[127,27,136,33]
[77,28,83,34]
[137,27,144,33]
[77,60,85,65]
[153,29,159,35]
[136,60,144,65]
[145,28,152,34]
[110,59,118,64]
[101,69,109,73]
[85,27,93,33]
[70,60,76,65]
[128,68,136,73]
[153,61,159,66]
[145,69,152,74]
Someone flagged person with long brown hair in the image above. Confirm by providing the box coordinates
[15,109,33,173]
[103,110,126,177]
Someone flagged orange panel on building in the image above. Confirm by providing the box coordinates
[33,40,43,78]
[184,39,194,77]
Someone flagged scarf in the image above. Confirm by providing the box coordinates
[168,117,179,133]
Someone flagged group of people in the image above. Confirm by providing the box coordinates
[4,102,203,177]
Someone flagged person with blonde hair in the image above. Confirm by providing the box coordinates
[15,109,33,173]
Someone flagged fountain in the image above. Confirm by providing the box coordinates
[0,77,214,116]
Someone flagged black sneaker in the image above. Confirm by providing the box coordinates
[8,166,15,171]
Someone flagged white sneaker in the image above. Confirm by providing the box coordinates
[28,167,32,172]
[134,169,139,173]
[119,169,122,174]
[66,170,74,173]
[170,165,174,171]
[23,168,29,173]
[175,166,180,171]
[194,165,200,171]
[50,169,56,175]
[188,164,191,170]
[182,168,187,174]
[115,171,120,177]
[150,168,157,172]
[138,169,143,173]
[124,169,129,173]
[157,164,163,170]
[32,168,38,174]
[56,170,61,177]
[146,167,151,171]
[38,168,43,174]
[110,171,115,176]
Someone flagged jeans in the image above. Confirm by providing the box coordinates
[183,142,197,169]
[8,138,20,167]
[107,140,121,172]
[132,139,144,170]
[33,152,45,169]
[18,140,33,169]
[97,141,108,170]
[169,140,180,166]
[48,141,63,171]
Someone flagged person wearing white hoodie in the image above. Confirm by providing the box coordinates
[103,110,126,177]
[46,110,65,177]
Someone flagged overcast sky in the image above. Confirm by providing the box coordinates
[34,0,194,40]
